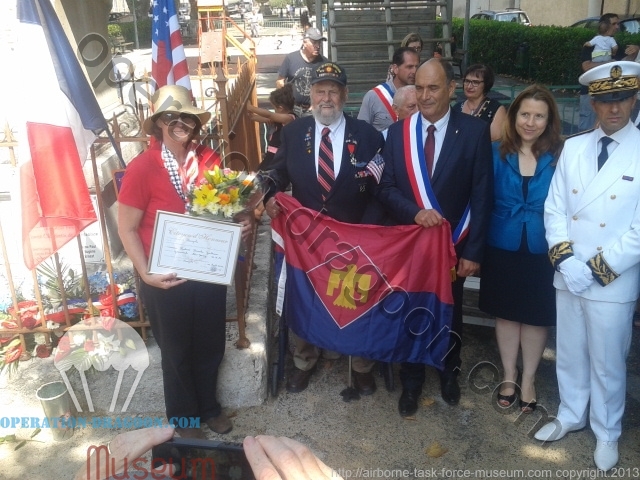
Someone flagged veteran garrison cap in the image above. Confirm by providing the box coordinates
[311,62,347,86]
[579,61,640,102]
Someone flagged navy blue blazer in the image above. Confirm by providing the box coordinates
[377,109,493,263]
[264,114,385,224]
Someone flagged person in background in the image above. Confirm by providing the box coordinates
[537,61,640,472]
[585,16,618,63]
[478,85,564,414]
[380,85,418,140]
[358,47,419,132]
[453,64,507,141]
[401,32,423,54]
[277,28,328,117]
[392,85,418,122]
[577,13,640,131]
[118,86,245,439]
[247,83,297,170]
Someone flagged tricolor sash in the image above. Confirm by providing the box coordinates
[402,113,470,245]
[373,84,398,122]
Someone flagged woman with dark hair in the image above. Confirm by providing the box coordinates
[453,64,507,141]
[478,85,564,414]
[117,85,248,438]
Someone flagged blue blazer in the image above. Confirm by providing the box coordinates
[264,114,385,224]
[377,109,493,263]
[487,143,555,254]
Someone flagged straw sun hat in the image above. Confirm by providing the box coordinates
[142,85,211,135]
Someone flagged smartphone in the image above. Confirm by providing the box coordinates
[151,437,255,480]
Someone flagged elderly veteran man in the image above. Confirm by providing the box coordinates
[537,61,640,471]
[263,62,385,394]
[358,47,420,132]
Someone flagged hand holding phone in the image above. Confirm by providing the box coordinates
[243,435,342,480]
[152,437,254,480]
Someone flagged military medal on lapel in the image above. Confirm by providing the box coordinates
[304,127,312,154]
[346,135,358,165]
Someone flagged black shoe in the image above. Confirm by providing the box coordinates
[398,389,421,417]
[286,366,316,393]
[353,370,376,396]
[440,375,460,405]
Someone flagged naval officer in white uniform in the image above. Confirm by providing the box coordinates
[537,61,640,471]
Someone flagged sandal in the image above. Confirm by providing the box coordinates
[520,400,537,414]
[497,392,517,408]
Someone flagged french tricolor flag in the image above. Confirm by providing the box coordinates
[17,0,106,269]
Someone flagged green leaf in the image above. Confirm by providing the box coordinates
[30,428,41,439]
[125,339,136,350]
[14,440,26,450]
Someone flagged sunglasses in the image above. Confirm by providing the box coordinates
[160,112,199,128]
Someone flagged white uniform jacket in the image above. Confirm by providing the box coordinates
[544,122,640,303]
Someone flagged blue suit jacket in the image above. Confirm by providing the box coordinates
[264,114,385,224]
[488,144,555,254]
[377,109,493,263]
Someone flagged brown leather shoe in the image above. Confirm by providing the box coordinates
[286,366,315,393]
[353,370,376,396]
[175,427,206,439]
[205,413,233,434]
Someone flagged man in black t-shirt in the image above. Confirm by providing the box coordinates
[276,28,327,117]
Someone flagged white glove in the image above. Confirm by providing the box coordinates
[558,256,594,295]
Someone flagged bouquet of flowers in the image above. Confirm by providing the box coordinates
[188,165,261,220]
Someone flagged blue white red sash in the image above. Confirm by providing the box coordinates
[402,113,470,245]
[373,84,398,122]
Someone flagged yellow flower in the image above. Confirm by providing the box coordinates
[193,186,219,207]
[229,187,240,203]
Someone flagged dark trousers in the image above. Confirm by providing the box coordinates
[140,280,227,421]
[399,273,464,391]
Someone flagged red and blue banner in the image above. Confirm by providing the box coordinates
[271,193,457,368]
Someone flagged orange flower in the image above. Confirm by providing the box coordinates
[218,193,231,205]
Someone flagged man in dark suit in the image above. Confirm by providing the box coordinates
[263,62,385,394]
[377,58,493,414]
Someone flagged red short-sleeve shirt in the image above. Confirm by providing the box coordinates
[118,143,221,257]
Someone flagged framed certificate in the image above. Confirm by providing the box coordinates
[147,211,242,286]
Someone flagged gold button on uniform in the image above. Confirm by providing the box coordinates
[597,246,603,251]
[611,195,616,199]
[572,215,578,220]
[572,189,578,194]
[600,223,606,227]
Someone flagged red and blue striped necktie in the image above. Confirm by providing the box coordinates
[318,127,334,200]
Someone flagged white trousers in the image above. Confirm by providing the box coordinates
[555,290,634,441]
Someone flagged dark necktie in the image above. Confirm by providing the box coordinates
[425,124,436,178]
[598,136,613,171]
[318,127,334,200]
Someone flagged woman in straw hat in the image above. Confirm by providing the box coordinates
[117,85,238,437]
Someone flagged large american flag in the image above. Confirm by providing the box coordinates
[151,0,191,91]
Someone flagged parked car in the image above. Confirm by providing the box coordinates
[471,9,532,26]
[570,16,640,34]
